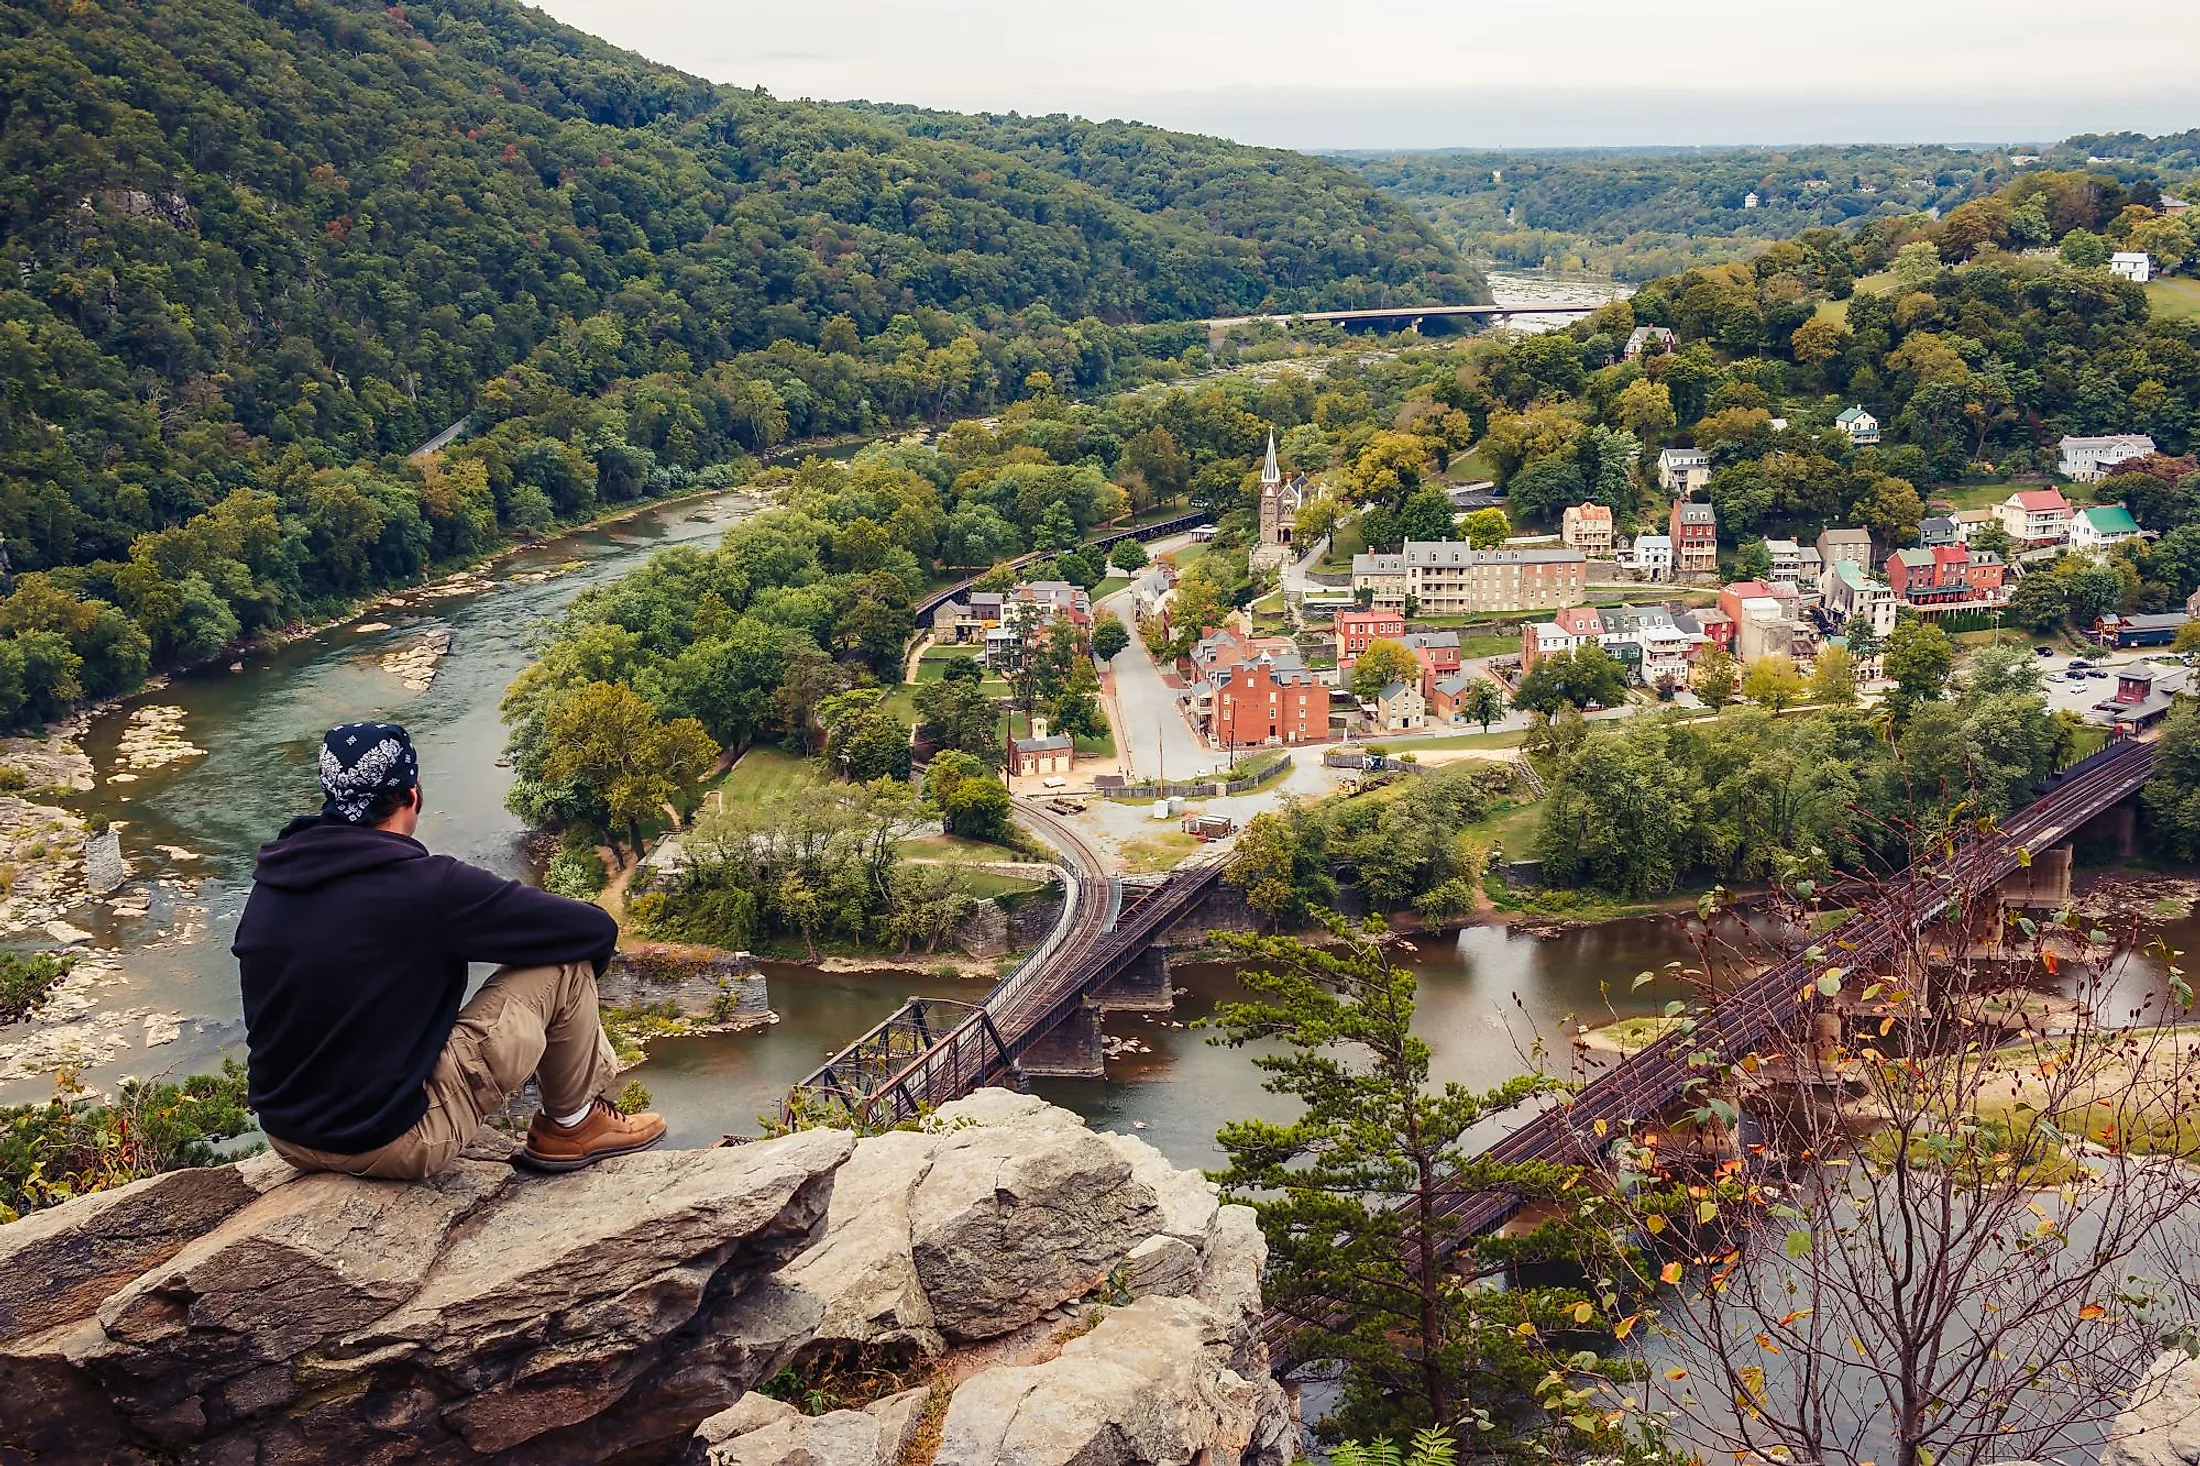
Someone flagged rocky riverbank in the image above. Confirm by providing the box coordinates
[0,1090,1289,1466]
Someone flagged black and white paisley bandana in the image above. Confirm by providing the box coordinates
[318,721,419,825]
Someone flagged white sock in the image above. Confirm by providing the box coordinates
[553,1102,595,1128]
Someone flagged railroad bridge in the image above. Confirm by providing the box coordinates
[785,733,2159,1188]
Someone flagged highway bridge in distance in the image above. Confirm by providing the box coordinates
[1205,301,1606,334]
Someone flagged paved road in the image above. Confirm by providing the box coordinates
[1095,546,1223,785]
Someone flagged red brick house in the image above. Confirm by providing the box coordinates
[1213,655,1326,748]
[1669,499,1719,576]
[1884,545,2007,606]
[1334,608,1406,664]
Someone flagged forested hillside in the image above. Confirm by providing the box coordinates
[0,0,1475,727]
[1347,138,2192,279]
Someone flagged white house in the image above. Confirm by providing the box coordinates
[2068,503,2144,553]
[1628,533,1674,581]
[1763,538,1805,582]
[1623,326,1676,361]
[2058,433,2157,482]
[1835,406,1880,445]
[1744,192,1761,209]
[1995,488,2074,547]
[2110,252,2152,284]
[1656,447,1710,495]
[1824,561,1898,638]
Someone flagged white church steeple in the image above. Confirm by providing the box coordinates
[1260,429,1281,487]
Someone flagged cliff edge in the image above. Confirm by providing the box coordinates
[0,1091,1289,1466]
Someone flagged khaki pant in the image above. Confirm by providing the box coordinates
[268,961,620,1181]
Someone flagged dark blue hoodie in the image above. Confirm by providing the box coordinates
[233,816,619,1154]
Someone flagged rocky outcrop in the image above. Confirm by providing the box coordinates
[0,1092,1286,1466]
[934,1297,1290,1466]
[2106,1352,2200,1466]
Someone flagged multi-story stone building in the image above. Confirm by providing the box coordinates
[1350,541,1586,615]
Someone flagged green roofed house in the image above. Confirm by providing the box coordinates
[2069,503,2143,554]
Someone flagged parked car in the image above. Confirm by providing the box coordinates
[2036,646,2055,657]
[2088,668,2110,679]
[2068,659,2093,671]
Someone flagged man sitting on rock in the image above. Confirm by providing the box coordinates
[233,720,665,1179]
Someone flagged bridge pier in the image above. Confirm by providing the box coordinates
[1094,946,1174,1013]
[1015,998,1107,1079]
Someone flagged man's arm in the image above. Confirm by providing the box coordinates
[439,858,620,972]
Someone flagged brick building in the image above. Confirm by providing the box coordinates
[1212,654,1326,748]
[1333,608,1406,663]
[1669,500,1719,577]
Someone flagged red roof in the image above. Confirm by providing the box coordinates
[2013,489,2070,513]
[1931,545,1968,564]
[1554,606,1604,635]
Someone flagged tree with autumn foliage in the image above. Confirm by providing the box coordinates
[1613,876,2200,1466]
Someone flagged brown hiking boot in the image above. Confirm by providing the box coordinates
[516,1097,667,1173]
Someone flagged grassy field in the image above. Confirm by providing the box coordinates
[719,747,820,804]
[1457,632,1520,658]
[2146,276,2200,322]
[1364,727,1526,752]
[1322,519,1368,571]
[1463,795,1544,857]
[1929,480,2021,511]
[1118,830,1202,874]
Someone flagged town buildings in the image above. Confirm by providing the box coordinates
[1919,516,1959,548]
[1884,545,2007,609]
[1008,717,1073,778]
[1822,560,1899,637]
[1816,527,1873,577]
[2110,251,2153,283]
[1835,406,1880,445]
[1429,672,1481,725]
[1520,603,1706,684]
[1374,680,1426,733]
[1656,447,1711,495]
[1628,533,1673,581]
[1399,630,1462,691]
[2068,503,2144,554]
[2097,612,2190,649]
[1994,488,2074,548]
[2057,434,2157,482]
[1668,499,1719,577]
[1349,541,1586,615]
[1210,654,1326,748]
[1332,608,1405,664]
[1561,501,1615,556]
[1623,325,1676,361]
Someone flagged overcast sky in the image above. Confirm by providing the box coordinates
[532,0,2200,150]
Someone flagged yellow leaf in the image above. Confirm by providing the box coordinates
[1646,1213,1667,1234]
[1572,1301,1595,1323]
[1515,1321,1537,1337]
[1663,1366,1687,1381]
[1777,1308,1813,1326]
[1594,1118,1608,1138]
[1616,1314,1640,1340]
[1660,1261,1684,1285]
[2079,1303,2107,1320]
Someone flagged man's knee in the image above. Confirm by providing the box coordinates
[268,1132,459,1182]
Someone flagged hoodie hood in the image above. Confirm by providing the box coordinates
[251,816,427,892]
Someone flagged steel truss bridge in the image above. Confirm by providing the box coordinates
[1257,732,2158,1360]
[783,800,1223,1128]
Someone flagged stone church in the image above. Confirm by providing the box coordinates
[1253,429,1310,572]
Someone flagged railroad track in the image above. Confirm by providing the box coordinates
[1258,734,2158,1363]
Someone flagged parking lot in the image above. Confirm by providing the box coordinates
[2034,646,2188,722]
